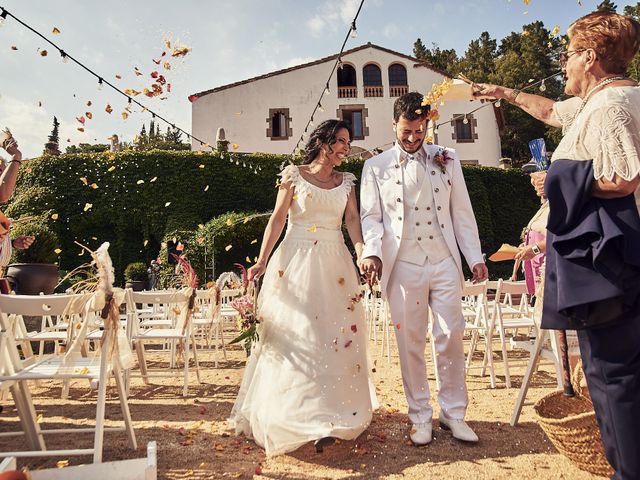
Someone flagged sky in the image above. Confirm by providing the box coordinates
[0,0,633,159]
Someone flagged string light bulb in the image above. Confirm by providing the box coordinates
[318,103,324,113]
[324,84,331,96]
[463,115,469,125]
[60,50,69,64]
[350,20,358,38]
[495,99,502,107]
[539,79,547,92]
[0,9,8,27]
[97,77,104,91]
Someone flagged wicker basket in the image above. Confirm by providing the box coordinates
[534,363,613,477]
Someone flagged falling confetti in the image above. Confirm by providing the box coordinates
[232,144,239,150]
[307,225,317,233]
[86,100,92,106]
[79,177,88,185]
[121,111,129,120]
[251,239,258,244]
[105,104,113,114]
[351,324,357,333]
[144,240,149,246]
[83,203,93,212]
[246,256,252,263]
[204,185,209,192]
[150,176,158,182]
[54,248,62,254]
[107,165,116,172]
[90,183,98,189]
[137,179,145,184]
[278,270,284,277]
[11,46,18,51]
[76,116,85,125]
[85,112,93,119]
[225,245,232,251]
[52,27,61,34]
[115,74,122,80]
[171,46,191,57]
[40,50,48,56]
[56,460,69,468]
[51,213,59,220]
[164,202,171,207]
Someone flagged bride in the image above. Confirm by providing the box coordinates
[228,119,377,456]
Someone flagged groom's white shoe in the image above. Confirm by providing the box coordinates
[409,422,432,446]
[438,413,479,443]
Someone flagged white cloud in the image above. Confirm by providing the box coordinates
[0,95,51,160]
[305,0,360,37]
[383,23,399,39]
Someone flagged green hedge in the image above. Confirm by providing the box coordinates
[7,151,538,283]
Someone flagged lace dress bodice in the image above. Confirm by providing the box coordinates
[279,164,356,232]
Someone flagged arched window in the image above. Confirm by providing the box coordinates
[388,64,408,97]
[362,64,383,97]
[337,64,357,98]
[266,108,292,140]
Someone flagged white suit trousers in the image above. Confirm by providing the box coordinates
[387,256,468,424]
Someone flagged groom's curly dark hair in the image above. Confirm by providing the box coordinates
[393,91,430,122]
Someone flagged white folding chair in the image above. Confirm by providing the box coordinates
[486,279,537,388]
[462,281,496,388]
[126,288,201,397]
[192,288,225,365]
[0,289,137,462]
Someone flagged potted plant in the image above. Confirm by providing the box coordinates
[6,218,60,295]
[124,262,148,291]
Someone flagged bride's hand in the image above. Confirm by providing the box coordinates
[247,261,267,282]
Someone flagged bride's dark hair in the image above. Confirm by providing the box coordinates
[302,119,352,165]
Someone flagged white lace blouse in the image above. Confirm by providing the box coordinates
[551,86,640,210]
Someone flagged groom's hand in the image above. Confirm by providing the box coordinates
[471,263,488,284]
[361,256,382,285]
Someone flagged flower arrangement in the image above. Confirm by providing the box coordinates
[228,263,260,355]
[433,148,453,174]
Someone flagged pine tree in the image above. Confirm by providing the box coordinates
[155,123,160,139]
[43,116,61,156]
[458,32,497,83]
[138,124,148,146]
[413,38,428,60]
[149,119,156,141]
[596,0,617,12]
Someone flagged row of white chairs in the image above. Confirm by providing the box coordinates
[363,279,563,392]
[0,286,243,463]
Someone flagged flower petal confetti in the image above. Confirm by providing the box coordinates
[83,203,93,212]
[307,225,317,233]
[79,177,88,185]
[165,202,171,207]
[40,50,48,56]
[51,213,59,220]
[105,103,113,114]
[107,165,116,172]
[225,245,232,251]
[351,324,357,333]
[251,239,258,244]
[52,27,61,35]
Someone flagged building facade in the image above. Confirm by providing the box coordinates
[191,43,502,166]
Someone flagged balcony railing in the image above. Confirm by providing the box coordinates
[338,86,358,98]
[364,85,384,98]
[390,85,408,97]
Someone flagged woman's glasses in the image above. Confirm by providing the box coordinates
[559,48,587,68]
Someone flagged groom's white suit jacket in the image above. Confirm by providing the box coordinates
[360,143,484,296]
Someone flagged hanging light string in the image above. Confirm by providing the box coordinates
[345,70,564,161]
[290,0,365,157]
[0,6,264,173]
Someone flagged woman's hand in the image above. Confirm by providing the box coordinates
[247,260,267,282]
[472,83,509,101]
[515,245,537,261]
[530,171,546,198]
[12,235,34,250]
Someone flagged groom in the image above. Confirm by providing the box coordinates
[360,92,487,445]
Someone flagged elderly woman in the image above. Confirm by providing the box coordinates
[474,12,640,479]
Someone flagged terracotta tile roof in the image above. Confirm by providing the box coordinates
[189,42,451,99]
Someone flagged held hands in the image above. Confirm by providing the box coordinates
[471,263,489,284]
[360,256,382,286]
[530,171,546,198]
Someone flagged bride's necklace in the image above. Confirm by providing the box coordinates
[576,76,627,117]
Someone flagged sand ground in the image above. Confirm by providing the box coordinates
[0,334,603,479]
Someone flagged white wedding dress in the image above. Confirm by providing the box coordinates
[229,164,377,457]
